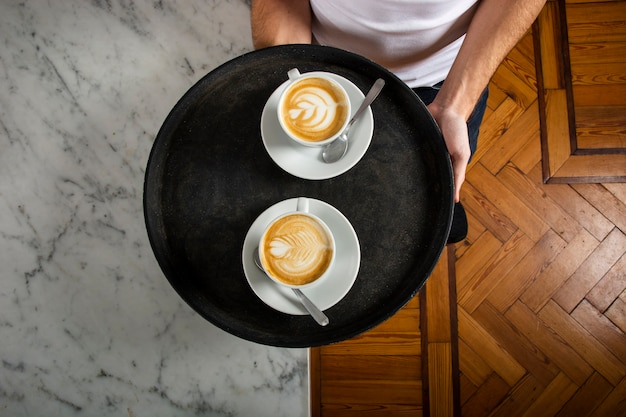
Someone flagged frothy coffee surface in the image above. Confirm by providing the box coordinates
[281,77,349,142]
[261,213,333,286]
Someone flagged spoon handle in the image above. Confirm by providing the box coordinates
[253,247,329,326]
[346,78,385,132]
[293,288,329,326]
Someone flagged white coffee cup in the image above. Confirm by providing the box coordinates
[277,69,351,147]
[259,197,336,289]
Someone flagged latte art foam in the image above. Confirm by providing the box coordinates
[281,77,348,142]
[261,213,333,286]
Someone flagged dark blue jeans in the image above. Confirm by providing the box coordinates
[413,81,489,160]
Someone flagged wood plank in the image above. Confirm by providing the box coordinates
[485,82,507,114]
[569,42,626,65]
[458,338,493,387]
[311,348,321,417]
[467,163,550,241]
[605,298,626,334]
[520,228,598,312]
[589,375,626,417]
[455,230,502,293]
[473,302,560,386]
[553,228,626,312]
[462,210,486,253]
[460,373,511,417]
[548,153,626,182]
[321,379,422,406]
[543,88,573,176]
[566,2,626,43]
[586,253,626,312]
[571,63,626,86]
[556,373,612,417]
[323,332,421,356]
[510,134,542,175]
[425,256,452,342]
[423,244,460,416]
[566,1,626,24]
[572,183,626,233]
[321,403,423,417]
[490,63,536,110]
[573,84,626,107]
[486,230,566,313]
[538,300,626,385]
[573,102,626,153]
[604,182,626,204]
[537,1,565,89]
[505,301,593,385]
[427,343,454,417]
[572,300,626,363]
[490,374,546,417]
[459,374,478,406]
[519,373,578,417]
[321,355,421,381]
[530,165,613,241]
[461,182,517,243]
[458,307,526,386]
[568,20,626,43]
[481,102,541,176]
[350,307,419,334]
[497,163,582,243]
[470,97,526,170]
[458,230,535,313]
[405,295,420,310]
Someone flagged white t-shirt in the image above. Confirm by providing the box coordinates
[310,0,479,87]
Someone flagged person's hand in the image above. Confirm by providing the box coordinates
[427,102,471,203]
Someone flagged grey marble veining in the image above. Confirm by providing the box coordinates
[0,1,308,415]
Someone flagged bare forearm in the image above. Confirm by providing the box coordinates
[431,0,547,120]
[251,0,312,49]
[428,0,546,202]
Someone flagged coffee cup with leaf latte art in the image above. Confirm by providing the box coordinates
[278,69,351,147]
[259,197,335,288]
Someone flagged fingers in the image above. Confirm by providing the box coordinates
[426,102,471,203]
[451,157,468,203]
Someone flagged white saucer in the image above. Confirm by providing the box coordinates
[242,198,360,315]
[260,73,374,180]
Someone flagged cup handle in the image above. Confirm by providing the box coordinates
[297,197,309,213]
[288,68,301,81]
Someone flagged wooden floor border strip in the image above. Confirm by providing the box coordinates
[420,273,431,417]
[420,244,461,417]
[447,245,461,415]
[309,346,321,417]
[309,244,459,417]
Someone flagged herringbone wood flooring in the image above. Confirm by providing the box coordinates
[312,5,626,415]
[455,6,626,414]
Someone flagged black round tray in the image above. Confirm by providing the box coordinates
[144,45,453,347]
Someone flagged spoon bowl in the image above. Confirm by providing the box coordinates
[322,78,385,163]
[253,248,329,326]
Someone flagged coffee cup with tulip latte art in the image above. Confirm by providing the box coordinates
[278,70,350,146]
[260,212,335,288]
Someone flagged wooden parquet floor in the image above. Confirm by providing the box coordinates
[312,5,626,416]
[456,32,626,417]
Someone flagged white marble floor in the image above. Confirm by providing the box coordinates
[0,1,308,415]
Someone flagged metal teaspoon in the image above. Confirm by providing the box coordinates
[253,248,329,326]
[322,78,385,163]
